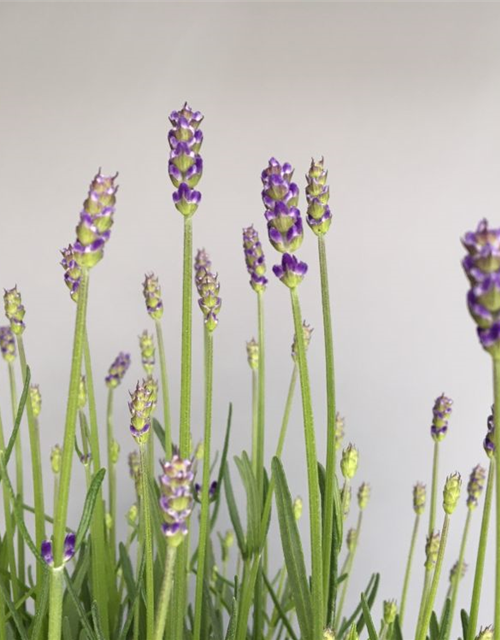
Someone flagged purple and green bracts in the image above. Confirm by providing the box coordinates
[168,103,204,217]
[4,286,26,335]
[305,157,332,236]
[467,464,486,510]
[105,352,131,389]
[128,379,158,444]
[431,393,453,441]
[242,225,268,292]
[60,245,82,302]
[41,533,75,566]
[143,273,164,320]
[0,325,16,362]
[197,266,221,332]
[159,453,195,547]
[139,330,155,376]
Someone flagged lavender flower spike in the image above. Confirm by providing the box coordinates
[261,158,304,254]
[467,463,486,510]
[159,453,195,547]
[242,226,268,292]
[129,379,157,444]
[246,338,259,370]
[476,627,494,640]
[41,532,76,566]
[413,482,426,515]
[168,103,203,217]
[431,393,453,441]
[0,326,16,362]
[143,273,164,320]
[462,219,500,355]
[443,472,462,515]
[139,330,155,376]
[198,267,221,332]
[105,352,131,389]
[273,253,308,289]
[484,406,496,458]
[30,385,42,418]
[291,321,313,361]
[306,157,333,236]
[195,248,212,296]
[4,286,26,335]
[74,170,118,269]
[60,244,82,303]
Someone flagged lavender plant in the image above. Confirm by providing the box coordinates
[0,103,498,640]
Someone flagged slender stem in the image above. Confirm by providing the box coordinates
[17,334,46,598]
[467,460,495,640]
[429,441,440,540]
[47,567,64,640]
[133,515,143,640]
[193,328,214,640]
[251,368,258,477]
[318,235,337,614]
[446,509,472,640]
[290,287,324,639]
[154,546,177,640]
[139,442,154,640]
[106,387,117,566]
[83,330,110,636]
[155,320,172,459]
[416,515,450,640]
[179,215,193,456]
[415,568,432,640]
[493,356,500,640]
[8,362,25,588]
[399,514,420,626]
[336,511,363,626]
[236,555,262,640]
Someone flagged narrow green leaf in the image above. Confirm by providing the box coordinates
[119,542,136,603]
[64,569,97,640]
[393,615,404,640]
[460,609,469,640]
[29,568,50,640]
[4,365,30,466]
[430,611,439,640]
[118,551,146,640]
[91,602,106,640]
[360,592,379,640]
[210,403,232,529]
[74,468,106,552]
[62,616,72,640]
[0,581,28,640]
[356,573,380,635]
[224,597,238,640]
[437,600,451,640]
[339,573,376,636]
[263,572,299,640]
[272,457,313,640]
[234,452,259,555]
[224,467,246,558]
[153,418,165,448]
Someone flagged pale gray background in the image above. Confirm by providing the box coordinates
[1,2,499,635]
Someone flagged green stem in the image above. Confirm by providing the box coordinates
[155,320,172,459]
[139,442,154,640]
[290,287,324,639]
[236,556,262,640]
[399,514,420,626]
[493,357,500,640]
[416,515,450,640]
[8,361,25,589]
[467,460,495,640]
[445,509,471,640]
[336,511,363,627]
[429,441,440,539]
[106,387,117,566]
[251,368,258,477]
[193,328,214,640]
[83,330,110,637]
[415,568,431,640]
[318,235,337,614]
[47,568,64,640]
[133,517,143,640]
[17,334,46,598]
[154,546,177,640]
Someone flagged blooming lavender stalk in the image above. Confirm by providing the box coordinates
[143,272,171,458]
[400,483,426,626]
[193,262,220,640]
[4,286,46,605]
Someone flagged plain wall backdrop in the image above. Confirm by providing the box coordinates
[1,1,500,634]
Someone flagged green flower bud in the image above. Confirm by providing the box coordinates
[105,513,113,531]
[4,286,26,335]
[449,559,467,584]
[357,482,370,510]
[413,482,426,516]
[246,338,259,370]
[291,321,313,361]
[383,600,398,625]
[127,504,138,526]
[443,473,462,515]
[345,624,359,640]
[335,413,345,451]
[143,273,164,320]
[223,530,234,549]
[323,628,335,640]
[342,485,352,519]
[78,376,87,409]
[30,385,42,418]
[111,440,120,465]
[341,444,358,480]
[293,496,303,521]
[346,528,357,552]
[475,626,494,640]
[425,531,441,570]
[195,442,204,460]
[51,445,62,475]
[139,330,155,376]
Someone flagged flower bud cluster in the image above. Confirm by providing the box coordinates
[246,339,259,370]
[431,393,453,442]
[139,330,155,376]
[443,473,462,515]
[0,326,16,362]
[305,157,332,236]
[291,321,313,361]
[129,379,158,444]
[4,287,25,335]
[105,352,131,389]
[484,407,495,458]
[60,245,82,303]
[357,482,370,510]
[30,385,42,418]
[168,103,203,217]
[413,482,426,516]
[159,453,195,547]
[242,226,268,292]
[341,444,359,480]
[335,413,345,451]
[143,273,164,320]
[467,464,486,510]
[425,531,441,569]
[197,267,221,332]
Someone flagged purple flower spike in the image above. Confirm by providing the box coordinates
[0,326,16,363]
[143,273,164,320]
[195,248,212,296]
[242,226,268,293]
[273,253,308,289]
[4,286,26,335]
[168,103,204,217]
[198,266,221,332]
[41,533,76,567]
[462,219,500,356]
[261,158,304,254]
[467,463,486,510]
[60,245,82,303]
[129,380,157,444]
[305,157,332,236]
[484,406,496,458]
[74,171,118,269]
[105,352,131,389]
[431,393,453,442]
[159,454,195,547]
